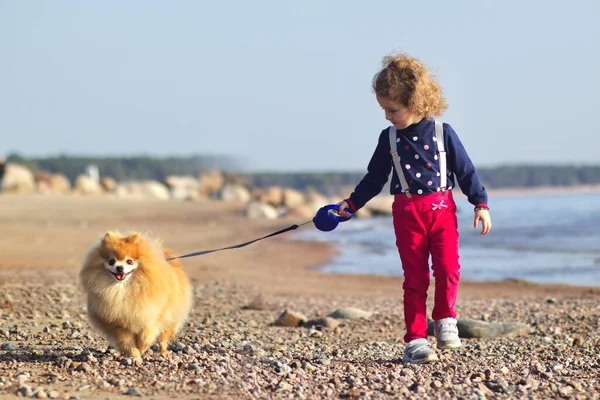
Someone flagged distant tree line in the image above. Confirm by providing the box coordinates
[5,153,600,194]
[5,153,239,183]
[238,165,600,195]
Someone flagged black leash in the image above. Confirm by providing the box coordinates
[166,220,314,260]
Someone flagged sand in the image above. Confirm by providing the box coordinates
[0,194,598,399]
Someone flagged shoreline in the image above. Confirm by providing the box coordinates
[0,194,597,297]
[289,229,600,290]
[486,183,600,197]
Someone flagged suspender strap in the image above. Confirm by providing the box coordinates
[388,126,411,198]
[434,120,447,189]
[389,121,447,196]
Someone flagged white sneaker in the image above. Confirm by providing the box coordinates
[434,317,462,349]
[402,338,439,364]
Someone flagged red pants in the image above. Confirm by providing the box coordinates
[392,190,460,343]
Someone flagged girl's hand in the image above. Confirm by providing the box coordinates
[474,209,492,235]
[335,201,352,218]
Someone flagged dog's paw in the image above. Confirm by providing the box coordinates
[160,349,172,358]
[120,356,143,366]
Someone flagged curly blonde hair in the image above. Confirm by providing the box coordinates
[373,53,448,117]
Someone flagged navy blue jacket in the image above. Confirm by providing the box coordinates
[346,118,488,212]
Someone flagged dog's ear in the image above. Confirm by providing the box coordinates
[124,233,141,245]
[102,231,119,244]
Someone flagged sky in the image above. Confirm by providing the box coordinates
[1,0,599,172]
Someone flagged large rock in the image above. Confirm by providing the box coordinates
[220,183,251,203]
[283,188,305,210]
[199,170,225,196]
[73,175,104,196]
[328,307,373,320]
[35,171,71,194]
[304,189,328,205]
[50,174,71,194]
[164,175,201,201]
[1,163,35,194]
[245,201,279,220]
[254,186,285,207]
[426,319,533,339]
[100,177,118,193]
[141,181,171,200]
[115,181,170,200]
[272,310,308,327]
[287,203,318,220]
[364,196,392,216]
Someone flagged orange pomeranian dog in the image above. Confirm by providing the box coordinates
[79,231,192,363]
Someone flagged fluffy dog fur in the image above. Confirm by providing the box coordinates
[79,231,192,362]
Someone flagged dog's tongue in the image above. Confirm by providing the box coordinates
[115,273,126,281]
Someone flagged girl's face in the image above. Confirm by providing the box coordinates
[376,95,422,129]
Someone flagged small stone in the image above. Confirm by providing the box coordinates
[572,337,584,346]
[524,376,539,390]
[307,328,323,338]
[277,382,292,392]
[121,358,133,366]
[203,343,217,353]
[187,363,201,372]
[569,380,584,392]
[75,362,92,373]
[241,294,270,310]
[540,371,552,380]
[276,364,292,375]
[171,342,185,352]
[272,310,307,327]
[124,387,143,396]
[477,382,495,397]
[303,362,316,372]
[327,307,373,320]
[558,386,573,397]
[304,317,341,330]
[445,364,457,373]
[48,391,60,399]
[546,298,557,304]
[427,319,533,338]
[345,388,363,397]
[1,343,15,351]
[500,366,510,374]
[18,385,34,397]
[534,362,545,374]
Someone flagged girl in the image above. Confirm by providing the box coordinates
[336,53,492,364]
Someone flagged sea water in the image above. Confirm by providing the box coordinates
[296,191,600,287]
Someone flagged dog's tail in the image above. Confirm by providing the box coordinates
[163,249,183,268]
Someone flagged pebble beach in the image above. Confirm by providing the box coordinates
[0,195,598,399]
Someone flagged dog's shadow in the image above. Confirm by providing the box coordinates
[0,347,92,364]
[0,344,183,367]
